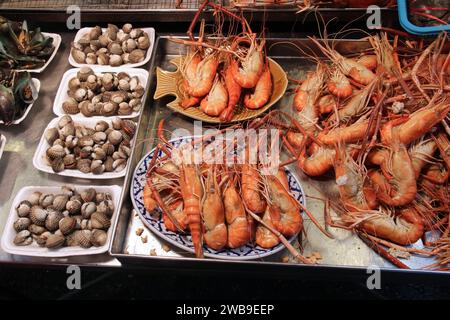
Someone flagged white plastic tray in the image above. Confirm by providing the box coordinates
[53,67,149,119]
[0,135,6,160]
[1,185,122,257]
[68,27,155,70]
[0,78,40,125]
[33,117,135,179]
[17,32,61,73]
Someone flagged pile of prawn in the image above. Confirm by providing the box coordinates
[274,31,450,270]
[171,2,273,122]
[142,119,325,262]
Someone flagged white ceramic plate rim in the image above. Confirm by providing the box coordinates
[32,117,134,179]
[130,136,307,261]
[0,185,122,257]
[0,135,6,160]
[52,67,149,120]
[0,78,41,125]
[68,27,155,70]
[16,33,61,73]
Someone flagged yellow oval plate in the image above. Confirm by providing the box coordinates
[154,56,287,123]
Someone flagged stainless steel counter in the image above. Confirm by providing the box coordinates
[0,32,123,268]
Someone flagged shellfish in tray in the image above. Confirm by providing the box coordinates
[1,185,121,257]
[33,116,136,179]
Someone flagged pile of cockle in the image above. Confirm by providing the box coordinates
[62,67,144,117]
[170,2,273,122]
[142,119,328,262]
[277,32,449,269]
[71,23,150,67]
[0,68,37,124]
[0,16,55,70]
[13,186,113,249]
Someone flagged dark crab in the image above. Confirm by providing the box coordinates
[0,16,54,70]
[0,69,38,124]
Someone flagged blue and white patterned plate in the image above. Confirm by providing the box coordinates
[130,137,306,260]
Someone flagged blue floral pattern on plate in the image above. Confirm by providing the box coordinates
[130,137,306,260]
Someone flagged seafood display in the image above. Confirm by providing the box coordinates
[9,186,113,249]
[159,3,280,123]
[0,69,39,125]
[70,24,151,67]
[0,17,56,70]
[39,116,135,175]
[263,32,450,269]
[408,0,450,27]
[59,67,145,117]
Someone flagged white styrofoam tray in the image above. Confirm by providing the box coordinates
[1,185,122,257]
[17,32,61,73]
[0,135,6,160]
[33,117,135,179]
[53,67,149,119]
[68,27,155,70]
[0,78,40,125]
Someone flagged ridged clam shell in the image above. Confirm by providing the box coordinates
[30,206,48,226]
[60,122,76,138]
[14,230,32,246]
[45,209,64,231]
[46,145,66,160]
[14,217,31,232]
[129,49,145,63]
[66,199,82,215]
[16,200,32,217]
[45,234,65,249]
[45,128,59,145]
[137,35,150,50]
[77,67,94,82]
[109,54,123,67]
[90,212,111,229]
[90,229,107,247]
[28,224,47,235]
[97,200,114,217]
[71,48,86,64]
[92,131,107,144]
[51,157,65,173]
[89,26,102,40]
[52,194,69,211]
[91,160,105,175]
[58,115,73,129]
[101,102,118,116]
[102,142,115,156]
[77,159,92,173]
[81,202,96,219]
[73,230,92,248]
[39,194,55,208]
[61,186,75,197]
[62,98,79,114]
[108,130,123,145]
[63,154,77,169]
[80,188,96,203]
[104,156,114,172]
[78,136,94,148]
[59,216,77,235]
[28,192,42,206]
[79,101,96,117]
[95,120,109,132]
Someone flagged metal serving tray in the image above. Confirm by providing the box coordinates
[109,36,449,277]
